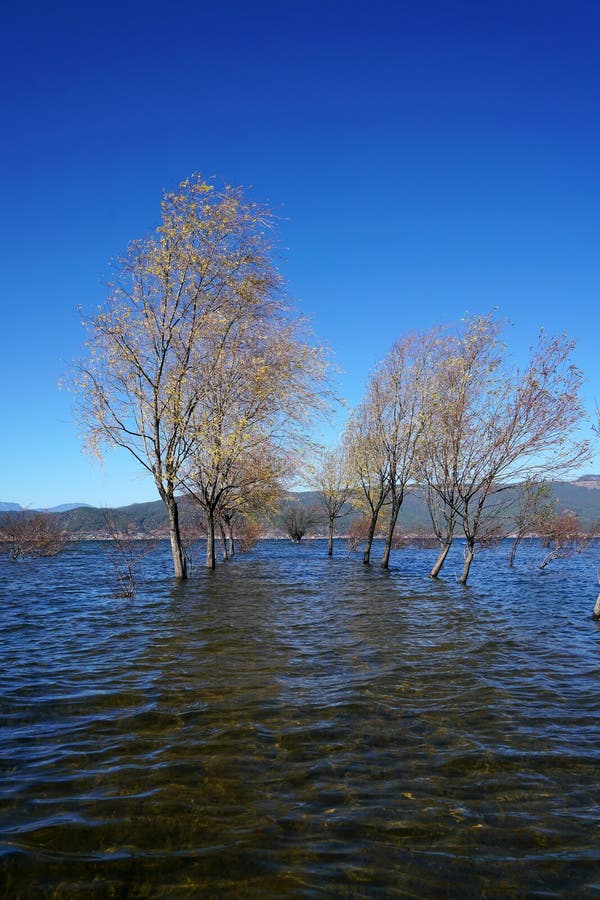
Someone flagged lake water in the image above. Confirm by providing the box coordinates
[1,538,600,898]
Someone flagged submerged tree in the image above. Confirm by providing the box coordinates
[508,477,555,567]
[218,509,263,558]
[74,174,330,578]
[344,401,390,565]
[421,483,459,578]
[283,502,319,542]
[102,509,157,597]
[419,314,589,584]
[185,438,291,568]
[215,457,284,561]
[538,510,596,569]
[313,447,353,556]
[180,295,329,568]
[225,515,263,554]
[418,314,507,582]
[343,331,433,569]
[374,332,433,568]
[345,514,373,554]
[0,511,67,560]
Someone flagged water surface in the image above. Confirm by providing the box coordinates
[1,539,599,897]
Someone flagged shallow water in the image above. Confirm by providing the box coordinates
[1,539,600,898]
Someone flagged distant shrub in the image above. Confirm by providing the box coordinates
[0,511,67,560]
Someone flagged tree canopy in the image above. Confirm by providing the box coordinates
[75,174,332,576]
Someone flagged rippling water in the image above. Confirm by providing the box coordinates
[1,539,600,898]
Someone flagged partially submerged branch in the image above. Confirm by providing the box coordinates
[103,509,157,597]
[538,511,596,570]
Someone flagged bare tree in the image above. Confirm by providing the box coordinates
[283,502,319,542]
[422,482,459,577]
[217,515,230,561]
[229,516,263,553]
[0,511,67,560]
[74,174,296,579]
[179,506,215,574]
[375,333,433,568]
[343,332,434,568]
[415,317,489,578]
[538,510,594,569]
[345,515,373,554]
[102,509,157,597]
[312,447,353,556]
[216,507,266,559]
[343,402,390,565]
[184,435,295,568]
[419,314,590,584]
[508,477,556,567]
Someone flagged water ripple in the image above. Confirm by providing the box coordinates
[1,539,600,896]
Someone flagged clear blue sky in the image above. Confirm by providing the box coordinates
[2,0,599,508]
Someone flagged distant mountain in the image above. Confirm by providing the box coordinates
[43,503,93,513]
[2,477,600,538]
[52,499,180,538]
[551,479,600,528]
[571,474,600,490]
[0,502,91,513]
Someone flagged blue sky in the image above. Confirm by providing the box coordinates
[1,0,599,508]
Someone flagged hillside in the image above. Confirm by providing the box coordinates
[2,477,600,538]
[549,479,600,529]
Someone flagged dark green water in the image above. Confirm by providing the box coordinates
[1,539,600,898]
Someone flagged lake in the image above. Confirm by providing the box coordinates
[1,538,600,898]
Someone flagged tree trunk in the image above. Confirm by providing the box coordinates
[459,541,475,585]
[363,511,379,565]
[593,594,600,620]
[429,541,452,578]
[508,534,522,568]
[382,494,403,569]
[539,551,555,570]
[164,493,187,579]
[327,519,334,556]
[219,520,229,560]
[206,511,216,570]
[228,524,235,558]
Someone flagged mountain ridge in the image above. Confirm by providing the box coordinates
[0,502,93,513]
[2,477,600,538]
[3,476,599,518]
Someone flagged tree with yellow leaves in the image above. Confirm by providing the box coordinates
[373,332,435,569]
[178,225,331,568]
[419,313,590,584]
[343,331,434,567]
[343,401,390,565]
[75,174,329,578]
